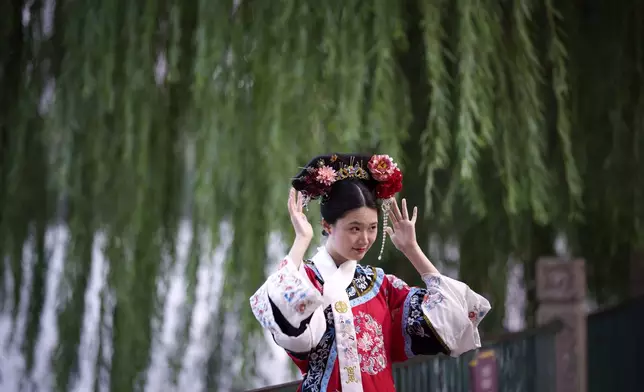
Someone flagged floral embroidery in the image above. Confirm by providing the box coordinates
[346,286,357,298]
[386,274,409,290]
[421,275,445,311]
[336,315,355,338]
[301,306,335,392]
[422,274,442,288]
[354,312,387,375]
[278,258,289,270]
[301,266,384,390]
[269,268,319,317]
[468,303,487,325]
[422,288,445,311]
[250,289,268,327]
[401,287,450,358]
[405,292,423,328]
[351,267,384,308]
[250,286,279,334]
[257,262,387,391]
[342,344,360,364]
[346,265,378,301]
[353,275,369,291]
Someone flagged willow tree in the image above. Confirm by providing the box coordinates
[1,0,643,391]
[366,0,644,330]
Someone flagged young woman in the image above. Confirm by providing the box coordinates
[250,153,490,392]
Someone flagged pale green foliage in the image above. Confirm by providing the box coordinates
[1,0,643,391]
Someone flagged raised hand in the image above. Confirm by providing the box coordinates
[385,198,418,253]
[288,188,314,240]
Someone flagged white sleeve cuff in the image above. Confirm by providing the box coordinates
[265,255,324,327]
[272,306,327,353]
[420,273,491,357]
[250,255,325,352]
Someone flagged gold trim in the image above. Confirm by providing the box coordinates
[422,313,451,354]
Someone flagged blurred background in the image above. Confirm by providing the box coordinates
[1,0,642,391]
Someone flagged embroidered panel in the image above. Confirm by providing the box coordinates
[350,267,385,306]
[321,342,339,391]
[348,265,377,298]
[301,306,335,392]
[354,311,387,375]
[297,263,386,391]
[401,287,448,358]
[420,275,445,312]
[331,299,363,390]
[468,302,488,325]
[302,261,384,304]
[250,286,277,332]
[272,267,321,316]
[386,274,409,291]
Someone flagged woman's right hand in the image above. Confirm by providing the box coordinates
[288,188,314,240]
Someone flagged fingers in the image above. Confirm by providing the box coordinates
[296,190,303,212]
[402,198,409,221]
[392,198,403,222]
[385,226,394,237]
[288,188,295,214]
[388,209,399,225]
[389,198,418,225]
[387,210,395,224]
[289,188,304,215]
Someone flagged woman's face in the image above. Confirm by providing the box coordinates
[324,207,379,263]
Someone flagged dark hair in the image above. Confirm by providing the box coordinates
[320,179,378,236]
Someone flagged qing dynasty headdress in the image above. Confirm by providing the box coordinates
[291,153,403,259]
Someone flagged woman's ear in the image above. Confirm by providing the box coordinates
[321,219,332,235]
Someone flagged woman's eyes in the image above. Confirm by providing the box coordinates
[350,226,378,232]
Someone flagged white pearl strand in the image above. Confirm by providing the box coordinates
[378,199,393,260]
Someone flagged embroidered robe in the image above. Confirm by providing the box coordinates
[250,247,491,392]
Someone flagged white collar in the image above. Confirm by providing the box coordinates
[311,246,357,291]
[313,248,363,391]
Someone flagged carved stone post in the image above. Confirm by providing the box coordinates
[536,257,587,392]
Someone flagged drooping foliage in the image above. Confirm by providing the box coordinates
[1,0,643,390]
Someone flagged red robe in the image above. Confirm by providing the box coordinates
[250,247,490,392]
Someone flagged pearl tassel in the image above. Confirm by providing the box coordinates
[378,199,392,260]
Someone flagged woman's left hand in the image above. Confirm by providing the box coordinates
[385,198,419,253]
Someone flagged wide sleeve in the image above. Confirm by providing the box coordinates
[249,255,327,354]
[385,272,491,361]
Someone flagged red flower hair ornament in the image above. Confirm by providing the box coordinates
[291,153,404,260]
